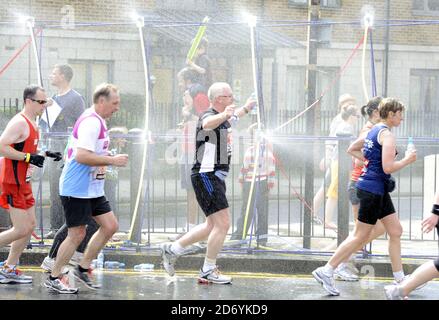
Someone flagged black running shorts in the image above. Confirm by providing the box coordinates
[60,196,112,228]
[191,172,229,216]
[348,180,360,205]
[357,188,395,225]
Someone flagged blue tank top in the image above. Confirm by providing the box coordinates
[356,124,391,195]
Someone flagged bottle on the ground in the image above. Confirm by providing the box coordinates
[104,261,125,269]
[133,263,154,271]
[97,251,104,269]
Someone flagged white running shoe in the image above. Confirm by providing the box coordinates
[69,251,84,266]
[334,264,359,282]
[44,275,79,294]
[41,256,55,273]
[198,266,232,284]
[312,266,340,296]
[384,284,406,300]
[160,243,178,276]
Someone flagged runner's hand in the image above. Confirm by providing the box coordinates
[111,154,129,167]
[421,214,439,233]
[25,153,45,168]
[45,150,62,161]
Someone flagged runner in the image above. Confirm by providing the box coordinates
[160,82,255,284]
[0,85,61,284]
[44,83,128,294]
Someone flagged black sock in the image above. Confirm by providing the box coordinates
[78,265,88,273]
[49,275,58,281]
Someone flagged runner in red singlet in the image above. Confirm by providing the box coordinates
[0,85,61,284]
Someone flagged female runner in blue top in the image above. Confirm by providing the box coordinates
[311,98,417,296]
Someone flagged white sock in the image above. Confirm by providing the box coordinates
[337,262,346,269]
[170,242,185,255]
[322,263,335,275]
[202,257,216,272]
[393,270,405,282]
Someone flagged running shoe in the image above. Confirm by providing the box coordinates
[41,256,55,272]
[334,263,359,282]
[44,275,78,294]
[384,284,405,300]
[69,251,84,266]
[312,266,340,296]
[160,243,178,276]
[198,266,232,284]
[71,266,101,290]
[0,265,32,284]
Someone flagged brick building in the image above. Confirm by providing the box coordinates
[0,0,439,135]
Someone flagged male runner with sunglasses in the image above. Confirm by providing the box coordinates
[0,85,61,284]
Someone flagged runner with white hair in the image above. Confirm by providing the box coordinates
[160,82,255,284]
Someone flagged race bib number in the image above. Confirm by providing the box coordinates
[93,166,107,180]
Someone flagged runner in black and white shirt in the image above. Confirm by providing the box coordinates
[161,82,255,284]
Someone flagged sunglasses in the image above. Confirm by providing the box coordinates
[29,98,47,105]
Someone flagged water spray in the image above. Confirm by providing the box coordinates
[361,5,375,103]
[242,13,264,240]
[17,15,51,243]
[127,13,151,241]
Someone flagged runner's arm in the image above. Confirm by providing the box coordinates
[0,118,30,161]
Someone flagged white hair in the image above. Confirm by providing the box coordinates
[207,82,231,102]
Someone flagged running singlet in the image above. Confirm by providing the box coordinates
[356,124,391,195]
[0,114,39,186]
[59,108,109,198]
[191,108,232,174]
[350,122,374,181]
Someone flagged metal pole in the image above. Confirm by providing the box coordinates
[337,134,351,245]
[383,0,390,97]
[303,0,320,249]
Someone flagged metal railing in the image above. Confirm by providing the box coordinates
[11,132,437,255]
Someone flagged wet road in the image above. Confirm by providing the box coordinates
[1,267,438,300]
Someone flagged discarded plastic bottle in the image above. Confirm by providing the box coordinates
[104,261,126,269]
[133,263,154,272]
[97,251,104,269]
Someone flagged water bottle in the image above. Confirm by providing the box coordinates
[104,261,126,269]
[97,251,104,269]
[406,137,415,157]
[249,92,258,115]
[133,263,154,272]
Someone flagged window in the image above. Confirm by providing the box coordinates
[156,0,218,11]
[288,0,341,8]
[285,66,306,111]
[410,69,439,136]
[410,69,439,112]
[413,0,439,15]
[68,60,113,106]
[285,66,339,112]
[321,0,341,7]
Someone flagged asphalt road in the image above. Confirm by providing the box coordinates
[1,267,438,301]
